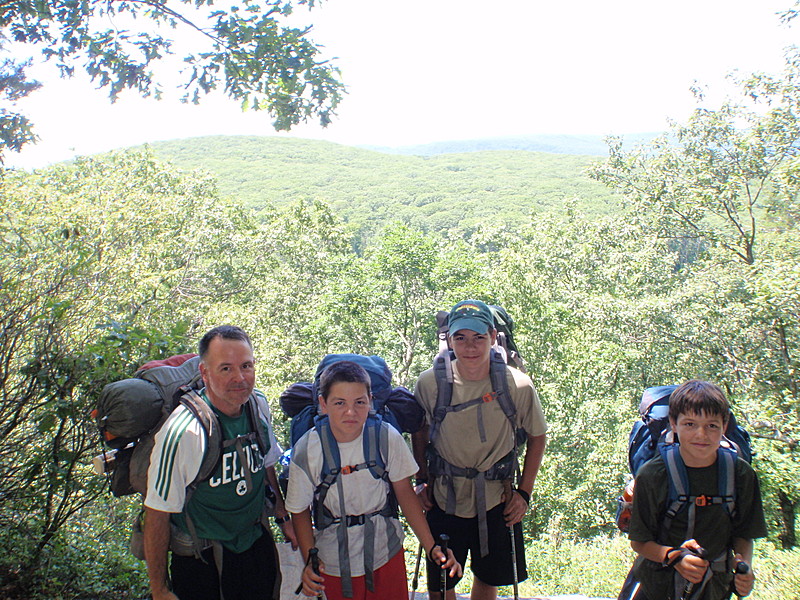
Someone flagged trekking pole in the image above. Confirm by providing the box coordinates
[410,543,423,600]
[503,479,520,600]
[309,547,323,600]
[509,517,519,600]
[439,533,450,598]
[680,547,707,600]
[733,560,750,600]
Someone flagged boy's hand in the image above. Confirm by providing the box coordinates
[279,517,298,550]
[502,488,529,525]
[733,554,755,597]
[415,481,433,512]
[430,545,463,579]
[301,562,325,597]
[675,539,708,584]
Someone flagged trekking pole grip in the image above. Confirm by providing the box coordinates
[439,533,450,593]
[735,561,750,575]
[733,561,751,599]
[680,546,707,600]
[295,547,323,597]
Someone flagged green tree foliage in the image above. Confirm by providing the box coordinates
[0,0,343,160]
[0,150,262,594]
[146,136,621,244]
[0,55,39,158]
[591,51,800,548]
[485,207,681,536]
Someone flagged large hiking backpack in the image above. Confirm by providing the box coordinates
[616,385,753,531]
[277,353,424,495]
[92,353,270,559]
[428,304,527,558]
[616,385,754,600]
[93,354,221,497]
[279,353,425,447]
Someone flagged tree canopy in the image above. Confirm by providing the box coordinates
[0,0,344,162]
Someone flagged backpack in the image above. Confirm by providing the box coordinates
[92,353,270,559]
[277,353,424,494]
[279,353,425,446]
[616,385,753,600]
[427,304,527,558]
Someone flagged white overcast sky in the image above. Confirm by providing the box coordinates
[3,0,798,169]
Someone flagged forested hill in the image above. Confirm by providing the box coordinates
[365,132,660,156]
[144,135,620,241]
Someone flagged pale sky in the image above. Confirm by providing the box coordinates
[3,0,798,170]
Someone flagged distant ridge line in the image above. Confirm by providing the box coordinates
[361,133,662,157]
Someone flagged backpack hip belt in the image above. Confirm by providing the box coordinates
[427,447,516,557]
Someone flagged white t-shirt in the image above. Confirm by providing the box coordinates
[285,420,418,576]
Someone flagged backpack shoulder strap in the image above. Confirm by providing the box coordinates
[312,414,342,525]
[177,388,221,486]
[362,414,389,480]
[245,391,270,456]
[717,446,737,517]
[489,349,517,427]
[430,349,453,446]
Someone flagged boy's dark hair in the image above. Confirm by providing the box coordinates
[669,379,730,424]
[318,360,372,400]
[198,325,252,359]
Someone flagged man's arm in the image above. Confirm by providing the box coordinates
[265,465,297,549]
[144,507,179,600]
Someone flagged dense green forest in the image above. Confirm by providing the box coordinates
[142,136,620,245]
[2,54,800,600]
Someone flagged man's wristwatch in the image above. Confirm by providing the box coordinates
[274,515,291,524]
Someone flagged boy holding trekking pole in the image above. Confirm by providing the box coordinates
[412,300,548,600]
[285,360,461,600]
[627,380,767,600]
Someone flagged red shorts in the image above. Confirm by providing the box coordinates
[320,548,407,600]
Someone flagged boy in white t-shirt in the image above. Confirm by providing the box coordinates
[286,360,461,600]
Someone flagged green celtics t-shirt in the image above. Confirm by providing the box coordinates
[174,392,269,553]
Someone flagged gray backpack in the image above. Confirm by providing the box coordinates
[94,354,223,497]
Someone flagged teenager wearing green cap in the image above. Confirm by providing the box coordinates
[412,299,548,600]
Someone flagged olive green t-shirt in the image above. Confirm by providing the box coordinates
[628,454,767,600]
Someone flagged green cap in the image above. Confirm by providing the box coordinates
[448,300,494,335]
